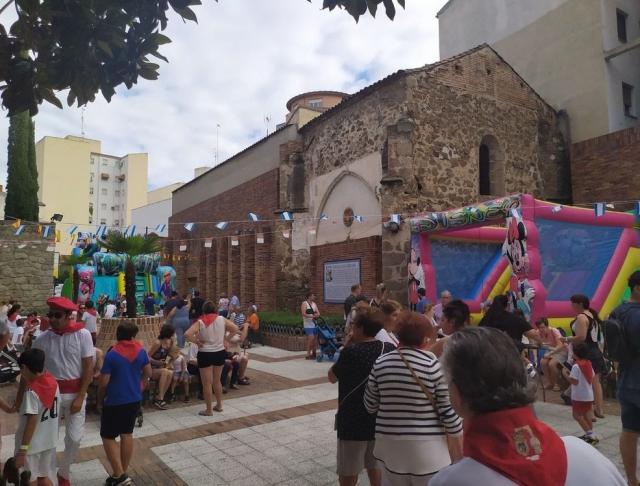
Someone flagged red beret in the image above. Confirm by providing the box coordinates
[46,297,78,312]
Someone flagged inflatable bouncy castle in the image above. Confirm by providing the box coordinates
[409,194,640,331]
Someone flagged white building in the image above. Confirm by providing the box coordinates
[437,0,640,142]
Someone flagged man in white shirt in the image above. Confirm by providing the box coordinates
[433,290,452,323]
[81,301,98,341]
[104,301,117,319]
[20,297,95,486]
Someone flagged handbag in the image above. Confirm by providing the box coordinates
[397,348,447,434]
[334,341,386,431]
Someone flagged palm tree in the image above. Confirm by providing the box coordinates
[99,232,161,318]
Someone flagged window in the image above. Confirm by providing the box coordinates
[308,99,322,109]
[623,82,635,117]
[617,9,628,43]
[113,220,120,227]
[89,187,93,195]
[479,144,491,195]
[101,188,108,196]
[90,158,95,165]
[114,190,120,197]
[100,203,107,210]
[100,218,106,224]
[90,173,94,182]
[112,205,119,211]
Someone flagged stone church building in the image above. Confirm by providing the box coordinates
[167,45,570,313]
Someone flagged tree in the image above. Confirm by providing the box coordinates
[99,233,162,319]
[26,116,39,217]
[0,0,403,116]
[4,110,38,221]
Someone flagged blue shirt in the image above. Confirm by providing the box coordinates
[416,297,429,314]
[143,296,155,316]
[101,348,149,406]
[611,302,640,391]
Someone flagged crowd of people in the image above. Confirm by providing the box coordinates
[0,289,261,485]
[323,279,640,485]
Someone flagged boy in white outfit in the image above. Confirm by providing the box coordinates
[15,348,61,486]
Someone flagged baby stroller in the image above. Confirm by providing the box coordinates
[315,317,340,362]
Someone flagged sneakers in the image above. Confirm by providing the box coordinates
[105,474,133,486]
[580,434,600,446]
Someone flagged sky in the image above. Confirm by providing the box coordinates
[0,0,442,191]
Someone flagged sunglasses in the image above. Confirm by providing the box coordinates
[47,311,64,319]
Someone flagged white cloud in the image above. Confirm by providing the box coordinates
[0,0,441,190]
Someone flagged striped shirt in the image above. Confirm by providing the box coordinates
[364,347,463,439]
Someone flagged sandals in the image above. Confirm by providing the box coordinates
[237,377,250,385]
[230,384,239,390]
[153,400,168,410]
[594,411,605,419]
[199,410,213,416]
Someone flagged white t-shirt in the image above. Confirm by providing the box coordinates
[430,436,625,486]
[570,364,594,402]
[183,343,198,364]
[33,329,95,383]
[375,328,399,346]
[302,301,318,329]
[81,312,98,334]
[172,355,185,373]
[197,317,226,353]
[104,304,117,319]
[15,388,60,455]
[11,326,24,345]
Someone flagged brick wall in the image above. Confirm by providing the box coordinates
[571,126,640,204]
[167,169,280,310]
[310,236,382,315]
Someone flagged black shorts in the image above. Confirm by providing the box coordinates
[197,350,226,368]
[100,402,140,439]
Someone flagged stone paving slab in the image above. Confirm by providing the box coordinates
[248,345,307,359]
[248,357,334,381]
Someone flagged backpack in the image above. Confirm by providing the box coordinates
[603,308,636,363]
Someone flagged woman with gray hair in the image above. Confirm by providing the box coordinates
[431,327,625,486]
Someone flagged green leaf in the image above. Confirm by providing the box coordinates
[149,50,169,63]
[382,0,396,19]
[151,32,172,45]
[40,88,62,109]
[67,90,76,107]
[366,0,378,17]
[96,40,114,58]
[174,6,198,22]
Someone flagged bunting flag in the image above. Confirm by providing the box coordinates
[354,215,364,223]
[204,238,213,248]
[124,225,135,237]
[231,236,239,246]
[155,224,167,233]
[280,212,293,221]
[179,244,187,251]
[635,201,640,217]
[256,233,264,244]
[36,225,42,235]
[606,203,615,209]
[551,205,563,214]
[17,244,26,249]
[320,214,329,221]
[215,222,228,230]
[70,234,77,246]
[594,203,606,218]
[248,212,260,222]
[14,225,25,236]
[11,219,21,229]
[184,223,195,232]
[391,214,401,224]
[55,229,61,242]
[308,229,317,235]
[282,229,290,239]
[510,208,520,219]
[67,225,78,235]
[42,226,51,238]
[96,225,108,238]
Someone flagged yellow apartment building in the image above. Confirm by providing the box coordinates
[36,135,148,255]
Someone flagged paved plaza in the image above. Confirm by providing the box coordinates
[0,346,629,485]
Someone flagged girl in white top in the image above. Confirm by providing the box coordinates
[301,292,320,360]
[375,299,402,347]
[185,301,238,416]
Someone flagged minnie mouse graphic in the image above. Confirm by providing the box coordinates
[503,214,535,320]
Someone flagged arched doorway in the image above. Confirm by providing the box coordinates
[478,135,505,196]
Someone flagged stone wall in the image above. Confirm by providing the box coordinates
[298,46,569,304]
[571,126,640,204]
[0,222,55,312]
[310,236,382,315]
[96,316,165,353]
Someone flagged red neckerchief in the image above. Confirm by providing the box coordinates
[200,313,218,328]
[85,309,97,317]
[111,340,144,363]
[576,359,594,385]
[464,406,568,486]
[51,322,84,335]
[28,372,58,410]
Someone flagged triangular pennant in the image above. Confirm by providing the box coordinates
[204,238,213,248]
[280,212,293,221]
[594,203,606,218]
[67,225,78,235]
[248,212,260,222]
[215,222,228,230]
[14,225,25,236]
[320,213,329,221]
[11,219,21,229]
[635,201,640,217]
[184,223,195,232]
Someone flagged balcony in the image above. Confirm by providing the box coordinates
[100,173,110,180]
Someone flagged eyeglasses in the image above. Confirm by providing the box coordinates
[47,311,64,319]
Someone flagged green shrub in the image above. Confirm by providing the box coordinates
[259,311,343,327]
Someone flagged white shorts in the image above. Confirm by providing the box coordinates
[26,448,57,480]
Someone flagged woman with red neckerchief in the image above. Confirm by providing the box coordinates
[431,327,624,486]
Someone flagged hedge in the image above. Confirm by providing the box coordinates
[259,311,343,327]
